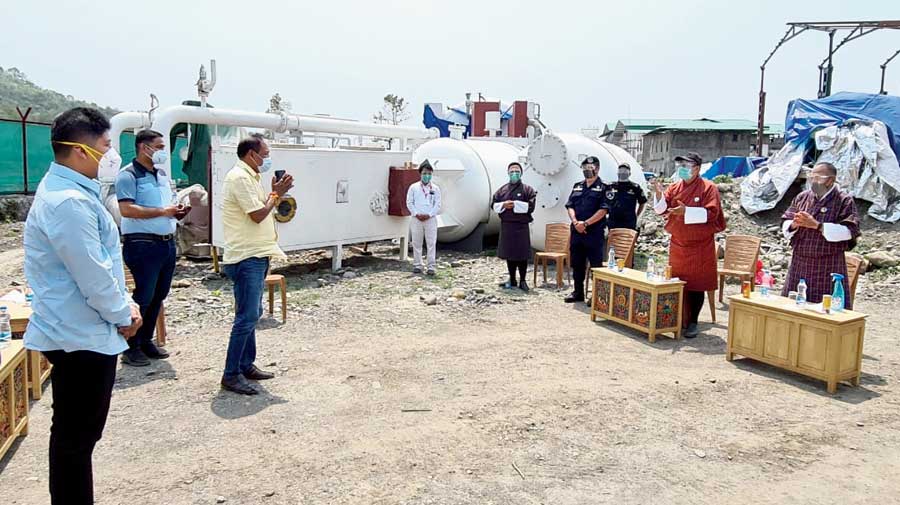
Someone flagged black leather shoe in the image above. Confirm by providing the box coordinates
[141,342,170,359]
[518,280,530,292]
[121,348,151,367]
[564,293,584,303]
[221,375,259,395]
[684,323,699,339]
[243,365,275,381]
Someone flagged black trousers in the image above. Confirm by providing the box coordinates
[570,235,605,298]
[44,350,118,505]
[506,260,527,283]
[122,237,176,347]
[686,290,705,325]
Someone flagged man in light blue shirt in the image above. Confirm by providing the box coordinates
[24,107,142,505]
[115,129,182,366]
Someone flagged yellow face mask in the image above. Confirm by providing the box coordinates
[54,141,105,163]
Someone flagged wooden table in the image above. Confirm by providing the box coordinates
[590,267,686,342]
[727,293,866,394]
[7,301,31,334]
[4,302,51,400]
[0,340,29,461]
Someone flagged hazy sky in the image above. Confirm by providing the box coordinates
[3,1,898,131]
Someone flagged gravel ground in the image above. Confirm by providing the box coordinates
[1,209,899,504]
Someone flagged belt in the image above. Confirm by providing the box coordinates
[123,233,175,241]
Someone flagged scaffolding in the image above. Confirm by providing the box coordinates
[756,20,900,156]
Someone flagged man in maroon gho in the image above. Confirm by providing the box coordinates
[781,162,861,308]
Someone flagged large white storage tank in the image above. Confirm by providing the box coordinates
[524,132,648,250]
[210,143,412,269]
[411,138,522,243]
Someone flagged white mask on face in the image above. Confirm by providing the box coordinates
[97,148,122,178]
[151,148,169,166]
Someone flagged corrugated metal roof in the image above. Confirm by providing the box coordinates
[605,118,784,135]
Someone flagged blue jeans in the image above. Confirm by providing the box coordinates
[222,256,269,378]
[122,237,177,347]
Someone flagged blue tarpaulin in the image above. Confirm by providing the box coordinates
[702,156,767,179]
[784,92,900,159]
[423,104,457,138]
[423,101,514,138]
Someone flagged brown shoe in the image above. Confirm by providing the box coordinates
[243,364,275,381]
[221,375,258,395]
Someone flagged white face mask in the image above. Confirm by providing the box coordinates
[97,148,122,177]
[151,148,169,166]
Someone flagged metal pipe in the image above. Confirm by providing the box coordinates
[149,105,438,174]
[756,25,810,156]
[286,114,436,140]
[756,67,766,156]
[109,111,152,153]
[879,49,900,94]
[819,30,836,98]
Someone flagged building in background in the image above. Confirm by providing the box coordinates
[599,118,784,176]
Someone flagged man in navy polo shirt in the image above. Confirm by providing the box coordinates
[116,130,182,366]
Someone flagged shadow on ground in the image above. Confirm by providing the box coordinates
[210,385,288,420]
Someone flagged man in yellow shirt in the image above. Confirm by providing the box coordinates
[220,133,293,395]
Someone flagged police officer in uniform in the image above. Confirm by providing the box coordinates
[564,156,609,303]
[606,163,647,230]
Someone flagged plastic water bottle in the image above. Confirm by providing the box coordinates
[0,306,11,345]
[797,279,807,306]
[760,270,770,298]
[608,247,616,269]
[831,273,845,312]
[646,257,656,280]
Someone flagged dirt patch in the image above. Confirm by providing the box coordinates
[2,242,899,504]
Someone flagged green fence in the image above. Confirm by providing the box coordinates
[0,118,188,194]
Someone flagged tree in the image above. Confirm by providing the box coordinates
[372,94,410,148]
[266,93,292,114]
[0,67,119,122]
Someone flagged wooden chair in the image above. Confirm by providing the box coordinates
[606,228,639,268]
[123,270,168,347]
[845,252,865,304]
[717,235,762,303]
[533,223,571,289]
[265,274,288,323]
[195,243,221,273]
[706,291,717,323]
[584,228,638,299]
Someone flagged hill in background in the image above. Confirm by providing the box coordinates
[0,67,119,123]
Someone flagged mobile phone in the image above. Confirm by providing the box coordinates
[274,169,286,181]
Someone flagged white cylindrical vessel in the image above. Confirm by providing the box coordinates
[525,132,648,250]
[411,138,521,243]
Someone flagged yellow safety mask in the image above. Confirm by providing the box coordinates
[54,141,105,163]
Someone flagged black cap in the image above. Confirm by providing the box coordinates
[581,156,600,166]
[674,152,702,165]
[617,162,631,170]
